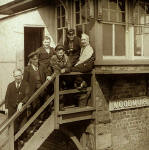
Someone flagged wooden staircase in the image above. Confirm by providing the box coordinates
[0,72,96,150]
[22,112,55,150]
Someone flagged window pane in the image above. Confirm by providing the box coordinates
[76,13,80,24]
[61,6,65,16]
[118,0,125,11]
[102,0,108,8]
[62,16,65,27]
[109,0,117,10]
[81,0,87,23]
[110,10,117,21]
[134,27,142,56]
[103,9,109,21]
[57,18,60,28]
[115,25,125,56]
[57,29,63,43]
[57,7,60,17]
[119,12,125,22]
[103,24,112,56]
[75,0,80,12]
[143,27,149,56]
[76,25,83,38]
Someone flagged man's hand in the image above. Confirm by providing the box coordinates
[61,68,66,74]
[46,76,52,80]
[5,109,8,115]
[17,102,23,112]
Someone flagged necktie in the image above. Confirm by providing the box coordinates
[16,83,20,89]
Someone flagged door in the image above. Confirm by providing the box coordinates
[24,27,44,66]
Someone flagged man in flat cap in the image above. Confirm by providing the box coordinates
[64,29,81,67]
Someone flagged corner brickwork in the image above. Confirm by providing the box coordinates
[95,74,149,150]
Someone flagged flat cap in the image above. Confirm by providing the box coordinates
[55,44,65,51]
[28,51,38,59]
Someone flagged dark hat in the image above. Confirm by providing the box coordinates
[28,51,38,59]
[55,44,65,51]
[67,29,75,35]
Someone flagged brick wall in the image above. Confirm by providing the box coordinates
[95,74,149,150]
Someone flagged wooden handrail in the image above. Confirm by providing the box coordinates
[0,73,56,135]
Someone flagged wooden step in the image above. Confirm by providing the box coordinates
[59,106,95,124]
[58,106,95,115]
[22,112,55,150]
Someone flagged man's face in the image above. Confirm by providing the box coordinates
[13,70,23,83]
[67,34,75,41]
[81,37,88,47]
[43,38,51,49]
[57,49,64,58]
[31,55,38,67]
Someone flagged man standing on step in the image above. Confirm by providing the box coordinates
[5,68,30,149]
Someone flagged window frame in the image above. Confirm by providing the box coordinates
[56,4,67,44]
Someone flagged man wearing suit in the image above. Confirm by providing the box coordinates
[5,68,30,149]
[23,51,52,117]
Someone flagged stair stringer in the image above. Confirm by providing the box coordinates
[22,112,55,150]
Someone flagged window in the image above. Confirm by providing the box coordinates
[56,4,67,44]
[134,0,149,57]
[73,0,89,37]
[102,0,126,57]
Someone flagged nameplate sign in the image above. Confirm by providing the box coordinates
[109,96,149,111]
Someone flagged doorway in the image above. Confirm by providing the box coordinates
[24,27,44,66]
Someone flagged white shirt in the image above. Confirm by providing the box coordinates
[31,64,38,71]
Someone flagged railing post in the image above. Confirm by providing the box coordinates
[54,75,59,129]
[91,70,96,150]
[8,121,14,150]
[91,70,96,107]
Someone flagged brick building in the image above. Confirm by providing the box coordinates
[0,0,149,150]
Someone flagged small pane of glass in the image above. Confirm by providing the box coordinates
[102,0,108,8]
[57,29,63,43]
[62,16,65,27]
[76,13,80,24]
[57,18,61,28]
[103,24,112,56]
[102,9,109,21]
[110,10,117,21]
[134,27,142,56]
[109,0,117,10]
[115,25,125,56]
[143,34,149,56]
[118,0,125,11]
[75,0,80,12]
[57,7,60,17]
[61,6,65,16]
[81,0,87,23]
[119,12,125,22]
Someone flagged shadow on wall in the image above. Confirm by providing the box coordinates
[38,2,56,47]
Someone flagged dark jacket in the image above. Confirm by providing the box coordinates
[36,47,55,67]
[23,65,51,94]
[5,80,30,118]
[50,54,71,74]
[64,36,81,66]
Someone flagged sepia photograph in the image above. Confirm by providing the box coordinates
[0,0,149,150]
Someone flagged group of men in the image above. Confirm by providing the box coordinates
[5,29,95,149]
